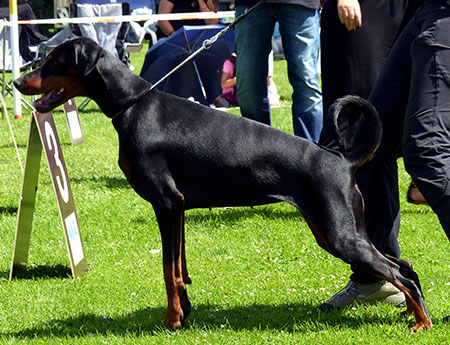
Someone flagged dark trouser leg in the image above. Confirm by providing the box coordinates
[350,18,418,283]
[319,0,420,150]
[403,6,450,241]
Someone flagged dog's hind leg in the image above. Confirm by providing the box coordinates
[154,191,191,328]
[297,182,432,332]
[296,195,432,332]
[335,236,432,332]
[383,254,430,327]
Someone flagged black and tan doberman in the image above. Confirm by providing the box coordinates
[14,37,432,332]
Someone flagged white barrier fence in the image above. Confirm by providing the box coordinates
[16,11,235,25]
[2,9,235,118]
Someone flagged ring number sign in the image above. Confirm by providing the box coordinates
[10,110,88,279]
[63,99,84,145]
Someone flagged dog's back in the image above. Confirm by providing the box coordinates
[113,92,373,212]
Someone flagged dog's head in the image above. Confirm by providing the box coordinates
[13,37,103,113]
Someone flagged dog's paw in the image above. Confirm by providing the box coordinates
[410,320,432,333]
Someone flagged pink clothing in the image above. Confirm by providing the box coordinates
[214,56,238,107]
[222,59,235,96]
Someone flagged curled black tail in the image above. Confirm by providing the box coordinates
[328,95,382,170]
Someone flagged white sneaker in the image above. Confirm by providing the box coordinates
[319,280,406,311]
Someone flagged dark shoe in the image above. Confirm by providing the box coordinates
[407,180,428,205]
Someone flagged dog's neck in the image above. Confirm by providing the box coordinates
[84,54,152,119]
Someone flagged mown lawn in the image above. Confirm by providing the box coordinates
[0,40,449,344]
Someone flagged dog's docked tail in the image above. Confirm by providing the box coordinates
[328,95,382,170]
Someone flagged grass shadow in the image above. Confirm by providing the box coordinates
[6,264,72,280]
[401,206,432,215]
[0,205,18,215]
[70,175,131,189]
[185,206,301,224]
[132,206,302,226]
[0,141,73,149]
[0,142,27,149]
[188,302,404,332]
[0,302,407,340]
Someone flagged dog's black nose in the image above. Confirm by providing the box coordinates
[13,78,23,91]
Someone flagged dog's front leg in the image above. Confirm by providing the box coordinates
[155,194,191,328]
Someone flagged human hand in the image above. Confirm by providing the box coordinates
[337,0,362,31]
[207,0,220,12]
[198,0,207,10]
[199,0,220,23]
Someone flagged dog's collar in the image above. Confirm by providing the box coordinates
[110,86,154,121]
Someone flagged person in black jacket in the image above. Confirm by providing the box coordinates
[320,0,427,207]
[320,1,450,322]
[320,0,421,151]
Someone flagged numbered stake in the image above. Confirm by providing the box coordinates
[10,111,88,279]
[63,99,84,145]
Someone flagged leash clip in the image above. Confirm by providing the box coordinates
[202,38,212,50]
[203,34,219,50]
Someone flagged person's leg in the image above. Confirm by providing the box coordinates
[350,19,420,283]
[320,15,420,309]
[234,4,274,125]
[276,4,322,141]
[403,4,450,241]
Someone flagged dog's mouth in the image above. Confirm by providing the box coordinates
[32,87,68,113]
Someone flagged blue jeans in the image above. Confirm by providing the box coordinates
[234,3,322,142]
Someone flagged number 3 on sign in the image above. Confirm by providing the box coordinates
[45,121,70,204]
[10,110,88,280]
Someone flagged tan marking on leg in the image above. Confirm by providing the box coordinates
[389,279,432,332]
[163,263,184,328]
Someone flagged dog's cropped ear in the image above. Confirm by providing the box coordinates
[72,38,104,79]
[81,38,151,117]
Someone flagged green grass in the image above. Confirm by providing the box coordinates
[1,41,450,344]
